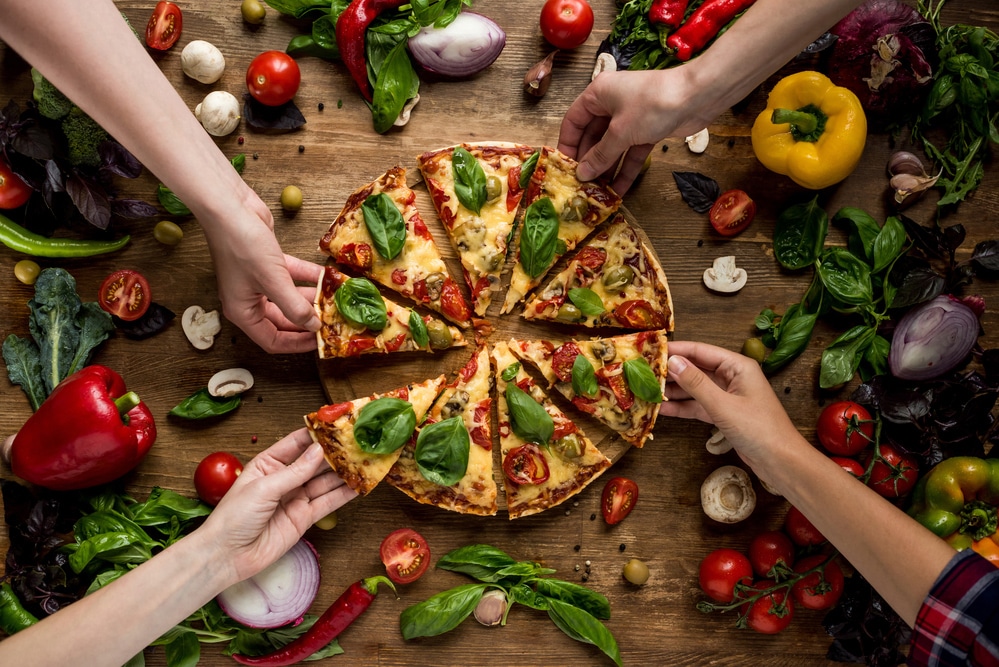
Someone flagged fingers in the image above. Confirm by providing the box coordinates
[240,316,319,354]
[285,254,323,286]
[664,354,729,413]
[257,428,316,467]
[612,144,654,196]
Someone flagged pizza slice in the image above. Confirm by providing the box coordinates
[500,147,622,315]
[385,346,498,515]
[303,374,446,496]
[491,341,611,519]
[319,166,472,327]
[521,216,675,331]
[510,331,668,448]
[315,264,466,358]
[417,143,536,316]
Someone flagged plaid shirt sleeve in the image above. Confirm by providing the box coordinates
[909,549,999,666]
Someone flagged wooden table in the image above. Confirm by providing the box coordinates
[2,1,998,664]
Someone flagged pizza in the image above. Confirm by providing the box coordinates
[521,216,675,331]
[500,147,622,315]
[509,330,668,448]
[315,264,466,358]
[385,346,498,515]
[318,166,472,327]
[417,143,536,316]
[303,375,446,496]
[491,341,611,519]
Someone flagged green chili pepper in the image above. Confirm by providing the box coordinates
[0,213,129,258]
[0,582,39,635]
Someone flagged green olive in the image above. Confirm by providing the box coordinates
[552,433,583,460]
[742,337,767,363]
[241,0,266,24]
[485,174,503,202]
[424,272,445,300]
[426,319,453,350]
[153,220,184,246]
[314,511,337,530]
[280,185,303,211]
[560,195,588,223]
[14,260,40,286]
[555,303,583,323]
[602,265,635,294]
[622,558,650,585]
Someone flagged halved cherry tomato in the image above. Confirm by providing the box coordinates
[440,278,471,323]
[246,50,301,106]
[741,580,794,634]
[194,451,243,506]
[698,548,753,603]
[145,1,183,51]
[575,246,607,270]
[865,443,919,498]
[0,156,32,209]
[791,554,845,611]
[336,242,373,270]
[816,401,874,456]
[317,402,352,422]
[552,341,582,382]
[539,0,594,50]
[708,189,755,236]
[613,299,666,329]
[601,476,638,525]
[748,530,795,578]
[503,443,550,486]
[98,269,151,321]
[379,528,431,585]
[784,505,825,546]
[597,363,634,410]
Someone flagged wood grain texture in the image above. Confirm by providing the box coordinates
[1,1,998,665]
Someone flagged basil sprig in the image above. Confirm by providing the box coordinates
[520,198,561,278]
[169,388,241,419]
[334,277,388,331]
[520,150,540,189]
[408,310,429,348]
[371,38,419,134]
[571,354,598,398]
[452,146,487,214]
[505,383,554,445]
[568,288,605,317]
[623,357,663,403]
[353,397,416,454]
[415,416,470,486]
[362,192,406,260]
[500,362,521,382]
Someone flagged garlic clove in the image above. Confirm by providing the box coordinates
[891,170,940,205]
[886,150,927,177]
[524,51,557,98]
[685,128,710,153]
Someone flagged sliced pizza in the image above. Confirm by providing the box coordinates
[521,216,675,331]
[303,374,446,496]
[500,147,622,315]
[318,166,472,327]
[510,331,668,448]
[491,341,611,519]
[315,264,466,358]
[385,346,498,515]
[416,143,536,316]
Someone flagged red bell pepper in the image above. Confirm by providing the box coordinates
[649,0,689,29]
[335,0,408,102]
[666,0,758,61]
[8,365,156,490]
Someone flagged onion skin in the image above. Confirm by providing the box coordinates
[407,12,506,78]
[889,294,979,381]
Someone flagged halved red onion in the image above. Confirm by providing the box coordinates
[889,294,979,381]
[407,12,506,78]
[217,539,320,628]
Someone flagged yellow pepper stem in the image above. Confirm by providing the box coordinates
[771,105,828,143]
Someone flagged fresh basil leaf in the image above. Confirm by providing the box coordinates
[509,582,550,610]
[129,487,211,527]
[520,150,540,189]
[623,357,663,403]
[546,599,622,667]
[773,196,828,270]
[833,207,881,261]
[400,584,487,639]
[862,334,891,379]
[452,146,488,214]
[310,13,339,55]
[353,397,416,455]
[362,192,406,260]
[872,216,907,273]
[262,0,331,19]
[972,239,999,275]
[500,362,521,382]
[436,544,518,582]
[819,325,877,389]
[568,288,605,317]
[520,197,560,278]
[534,579,611,620]
[164,630,201,667]
[334,277,388,331]
[409,310,429,348]
[157,155,247,216]
[672,171,719,214]
[762,307,818,374]
[169,388,241,420]
[415,416,470,486]
[371,40,418,134]
[571,354,598,398]
[817,248,873,305]
[68,531,154,573]
[505,383,554,445]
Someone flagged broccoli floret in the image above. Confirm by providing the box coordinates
[61,107,109,168]
[31,68,73,120]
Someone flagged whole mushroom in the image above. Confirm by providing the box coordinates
[195,91,241,137]
[181,40,226,84]
[701,465,756,523]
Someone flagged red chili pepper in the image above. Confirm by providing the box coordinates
[665,0,758,61]
[232,576,395,666]
[649,0,689,29]
[9,365,156,491]
[335,0,408,102]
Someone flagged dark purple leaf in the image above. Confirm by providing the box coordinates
[114,303,175,339]
[971,240,999,275]
[11,121,55,160]
[242,94,307,132]
[942,223,966,253]
[98,141,142,179]
[66,173,111,230]
[1,99,20,126]
[901,215,949,259]
[671,171,719,214]
[111,198,159,219]
[887,256,945,308]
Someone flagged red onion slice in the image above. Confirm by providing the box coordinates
[407,12,506,78]
[217,539,320,628]
[889,294,979,381]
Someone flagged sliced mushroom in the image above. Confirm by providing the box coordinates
[208,368,254,397]
[701,465,756,523]
[182,305,222,350]
[703,256,747,293]
[685,128,709,153]
[705,427,733,455]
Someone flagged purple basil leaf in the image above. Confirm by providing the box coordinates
[2,99,20,125]
[971,239,999,275]
[99,140,142,178]
[242,93,307,132]
[111,198,159,219]
[672,171,719,214]
[66,173,111,230]
[114,302,175,339]
[11,121,55,160]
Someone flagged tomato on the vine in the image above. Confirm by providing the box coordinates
[791,554,845,611]
[539,0,594,50]
[98,269,151,322]
[698,548,753,603]
[246,51,301,106]
[829,456,865,478]
[741,581,794,634]
[784,505,825,546]
[816,401,874,456]
[145,1,183,51]
[380,528,431,585]
[194,451,243,506]
[748,530,795,578]
[708,189,755,236]
[601,476,638,525]
[866,443,919,498]
[0,157,31,209]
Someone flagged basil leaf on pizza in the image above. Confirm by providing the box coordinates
[571,354,598,398]
[500,362,521,382]
[452,146,487,214]
[353,397,417,454]
[415,416,470,486]
[520,150,540,189]
[520,198,560,278]
[334,277,388,330]
[409,310,429,348]
[623,357,663,403]
[568,288,605,317]
[362,192,406,260]
[505,383,554,445]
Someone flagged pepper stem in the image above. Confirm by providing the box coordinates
[771,104,828,143]
[960,500,998,542]
[114,391,141,417]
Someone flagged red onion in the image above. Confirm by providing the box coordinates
[407,12,506,78]
[889,294,979,381]
[217,539,320,628]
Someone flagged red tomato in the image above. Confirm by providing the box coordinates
[317,402,352,422]
[539,0,594,50]
[699,548,753,603]
[597,363,635,410]
[784,505,825,546]
[829,456,865,478]
[791,554,845,611]
[551,341,582,382]
[708,189,755,236]
[601,477,639,525]
[246,51,302,106]
[194,452,243,506]
[816,401,874,456]
[866,443,919,498]
[336,243,373,271]
[741,581,794,634]
[440,278,471,323]
[575,246,607,270]
[503,443,550,486]
[748,530,795,578]
[145,1,182,51]
[0,156,32,209]
[379,528,431,585]
[98,269,151,322]
[613,299,666,329]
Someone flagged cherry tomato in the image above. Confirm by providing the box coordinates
[503,443,550,486]
[708,189,755,236]
[698,548,753,603]
[613,299,667,329]
[0,156,31,209]
[246,51,301,106]
[194,451,243,506]
[551,341,582,382]
[145,1,183,51]
[784,505,825,546]
[601,476,639,525]
[440,278,471,323]
[748,530,795,578]
[741,581,794,634]
[865,443,919,498]
[98,269,151,322]
[816,401,874,456]
[379,528,431,585]
[597,363,635,410]
[829,456,865,478]
[791,554,845,611]
[539,0,594,50]
[317,402,353,422]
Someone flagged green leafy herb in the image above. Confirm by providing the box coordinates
[400,583,488,639]
[773,196,828,270]
[436,544,519,582]
[819,325,878,389]
[871,216,907,274]
[547,599,622,667]
[623,357,663,403]
[816,248,873,306]
[833,207,881,262]
[157,155,245,216]
[568,288,605,317]
[334,277,388,331]
[520,198,561,278]
[452,146,488,214]
[169,388,241,420]
[520,150,540,189]
[760,303,819,374]
[534,579,611,620]
[571,354,598,398]
[353,397,417,455]
[362,192,406,260]
[500,362,521,382]
[371,39,419,134]
[409,310,429,348]
[505,383,554,446]
[415,416,469,486]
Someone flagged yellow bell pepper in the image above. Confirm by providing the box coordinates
[751,71,867,190]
